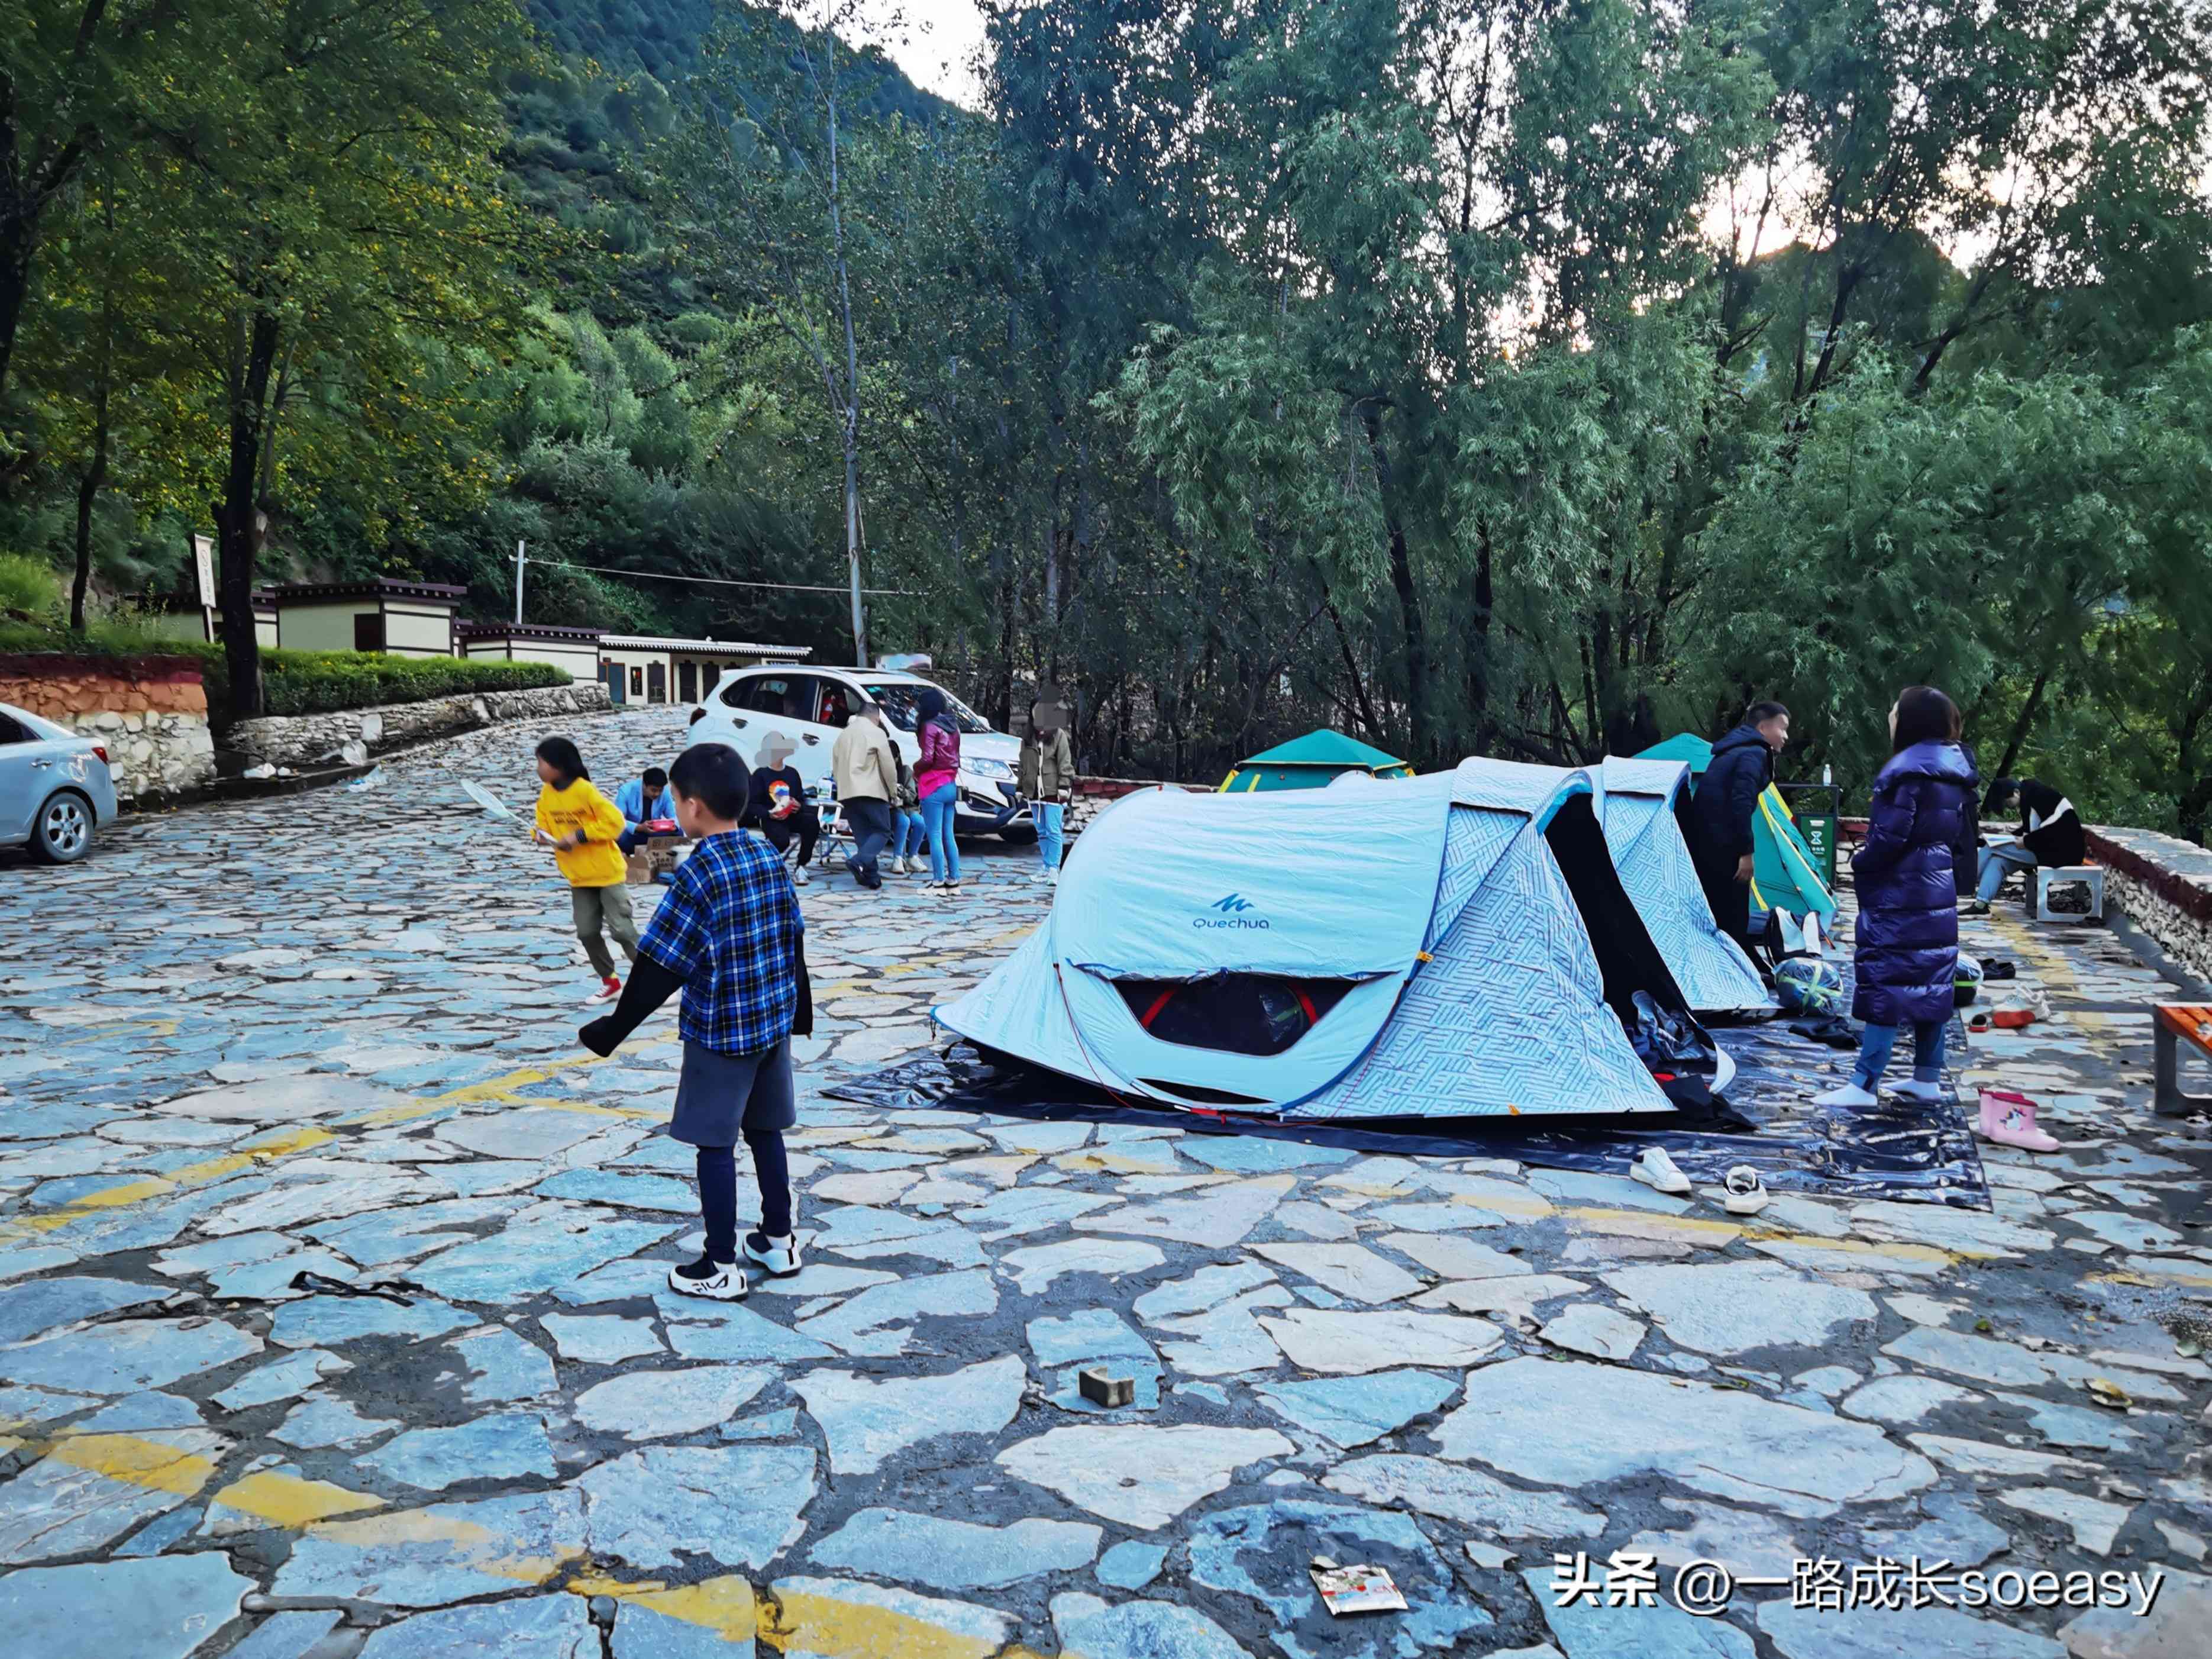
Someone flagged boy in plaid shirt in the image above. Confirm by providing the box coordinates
[582,743,811,1299]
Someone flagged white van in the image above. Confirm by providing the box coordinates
[684,666,1033,840]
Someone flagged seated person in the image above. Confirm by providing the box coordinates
[1975,776,2086,902]
[747,738,818,886]
[615,765,679,856]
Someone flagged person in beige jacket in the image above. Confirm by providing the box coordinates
[831,702,900,890]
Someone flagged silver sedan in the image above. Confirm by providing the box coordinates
[0,701,118,863]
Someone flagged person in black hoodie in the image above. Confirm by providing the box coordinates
[1973,777,2086,903]
[1688,701,1791,949]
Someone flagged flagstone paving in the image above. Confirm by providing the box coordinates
[1,703,2208,1657]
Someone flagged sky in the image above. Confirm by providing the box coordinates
[838,0,992,110]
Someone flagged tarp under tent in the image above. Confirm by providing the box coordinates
[936,759,1730,1120]
[1599,757,1777,1017]
[1638,733,1838,923]
[1219,728,1416,792]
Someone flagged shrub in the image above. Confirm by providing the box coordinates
[0,553,64,618]
[196,648,569,719]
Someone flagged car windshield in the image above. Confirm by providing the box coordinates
[860,681,992,735]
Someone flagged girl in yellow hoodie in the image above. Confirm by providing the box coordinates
[534,736,638,1003]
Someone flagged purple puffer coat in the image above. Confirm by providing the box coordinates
[1851,741,1978,1026]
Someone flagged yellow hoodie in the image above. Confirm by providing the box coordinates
[535,778,629,888]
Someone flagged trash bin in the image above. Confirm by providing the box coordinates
[1778,782,1842,892]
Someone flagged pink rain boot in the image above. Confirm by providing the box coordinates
[1977,1089,2059,1153]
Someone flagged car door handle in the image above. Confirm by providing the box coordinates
[30,759,51,769]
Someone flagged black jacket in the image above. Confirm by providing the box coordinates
[2014,778,2086,867]
[1690,724,1774,864]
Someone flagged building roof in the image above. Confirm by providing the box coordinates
[598,634,811,660]
[255,577,469,605]
[457,621,605,642]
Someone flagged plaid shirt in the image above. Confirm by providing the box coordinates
[638,830,803,1055]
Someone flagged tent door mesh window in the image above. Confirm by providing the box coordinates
[1116,976,1354,1057]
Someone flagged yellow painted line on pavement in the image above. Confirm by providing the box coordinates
[759,1586,1045,1659]
[207,1468,386,1528]
[41,1431,218,1496]
[2,1124,339,1237]
[570,1573,757,1645]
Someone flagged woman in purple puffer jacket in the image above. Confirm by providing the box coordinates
[1816,686,1979,1109]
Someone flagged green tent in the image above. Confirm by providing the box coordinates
[1220,728,1416,792]
[1636,733,1838,921]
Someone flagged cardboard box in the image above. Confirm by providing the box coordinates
[627,835,684,886]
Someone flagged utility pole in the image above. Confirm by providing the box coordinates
[514,541,527,624]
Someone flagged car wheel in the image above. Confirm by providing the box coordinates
[30,789,94,864]
[999,824,1039,844]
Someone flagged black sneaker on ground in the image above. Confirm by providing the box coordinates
[743,1231,804,1276]
[667,1255,746,1300]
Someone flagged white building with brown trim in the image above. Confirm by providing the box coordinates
[254,578,466,657]
[456,621,605,682]
[596,634,812,707]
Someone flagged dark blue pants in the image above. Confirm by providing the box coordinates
[697,1134,792,1261]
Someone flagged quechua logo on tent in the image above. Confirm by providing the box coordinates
[1197,892,1269,929]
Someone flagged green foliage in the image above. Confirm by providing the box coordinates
[195,649,567,719]
[7,0,2212,838]
[0,551,63,617]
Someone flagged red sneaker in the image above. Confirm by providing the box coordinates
[585,977,622,1005]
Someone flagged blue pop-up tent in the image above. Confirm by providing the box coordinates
[1599,757,1776,1016]
[936,759,1725,1119]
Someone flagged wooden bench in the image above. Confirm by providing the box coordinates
[2154,1002,2212,1116]
[2033,863,2104,923]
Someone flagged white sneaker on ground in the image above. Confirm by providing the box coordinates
[743,1231,804,1276]
[1048,868,1058,886]
[791,864,809,886]
[1813,1083,1880,1107]
[667,1256,746,1299]
[1890,1079,1946,1104]
[890,857,909,876]
[1031,867,1054,883]
[1629,1147,1691,1195]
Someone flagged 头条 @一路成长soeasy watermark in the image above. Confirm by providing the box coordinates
[1550,1551,2166,1619]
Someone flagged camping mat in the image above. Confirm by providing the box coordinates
[825,1022,1991,1211]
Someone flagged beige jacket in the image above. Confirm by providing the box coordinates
[832,718,899,803]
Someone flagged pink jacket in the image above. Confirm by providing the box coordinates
[916,716,961,798]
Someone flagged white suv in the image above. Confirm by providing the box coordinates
[684,666,1034,839]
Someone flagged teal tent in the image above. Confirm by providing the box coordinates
[1220,729,1415,793]
[1637,734,1838,922]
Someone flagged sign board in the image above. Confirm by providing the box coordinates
[192,535,217,607]
[1778,782,1842,889]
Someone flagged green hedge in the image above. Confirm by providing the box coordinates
[203,648,569,717]
[0,608,571,721]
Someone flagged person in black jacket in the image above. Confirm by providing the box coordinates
[1688,701,1791,949]
[1974,777,2086,902]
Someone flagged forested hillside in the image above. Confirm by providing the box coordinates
[6,0,2212,838]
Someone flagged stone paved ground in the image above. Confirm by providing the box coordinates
[2,705,2209,1659]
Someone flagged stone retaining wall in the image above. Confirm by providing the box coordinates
[0,653,215,801]
[1067,776,1204,837]
[2086,825,2212,984]
[227,680,613,769]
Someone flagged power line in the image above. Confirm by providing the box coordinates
[523,554,916,598]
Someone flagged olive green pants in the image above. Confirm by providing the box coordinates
[572,882,639,979]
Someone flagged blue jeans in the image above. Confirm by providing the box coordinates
[921,782,961,882]
[1853,1019,1946,1090]
[1977,843,2035,901]
[892,809,926,860]
[1035,801,1064,871]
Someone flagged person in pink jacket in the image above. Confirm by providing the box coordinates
[914,687,963,893]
